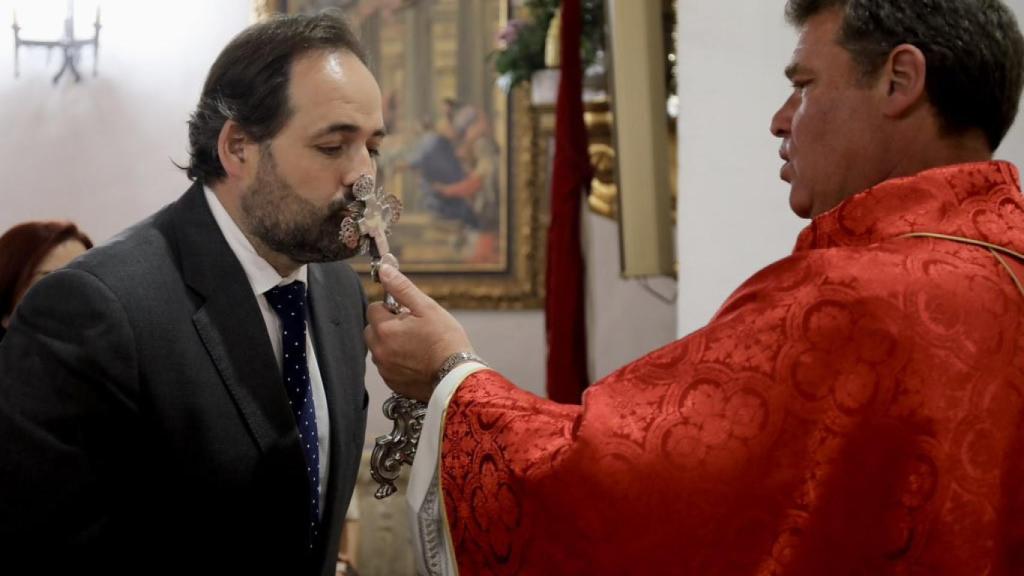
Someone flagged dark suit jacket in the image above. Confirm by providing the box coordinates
[0,183,368,575]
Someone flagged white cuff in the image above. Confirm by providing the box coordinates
[408,361,487,511]
[407,361,488,575]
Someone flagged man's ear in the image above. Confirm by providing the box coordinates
[881,43,928,118]
[216,120,253,179]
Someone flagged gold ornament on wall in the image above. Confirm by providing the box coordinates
[583,106,616,219]
[544,6,562,68]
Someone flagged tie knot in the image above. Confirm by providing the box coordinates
[264,281,307,319]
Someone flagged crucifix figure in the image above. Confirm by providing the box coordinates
[339,174,426,499]
[340,173,403,313]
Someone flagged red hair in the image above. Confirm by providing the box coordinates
[0,221,93,320]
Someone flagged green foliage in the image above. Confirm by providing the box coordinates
[492,0,605,91]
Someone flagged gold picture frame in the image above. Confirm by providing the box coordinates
[254,0,544,309]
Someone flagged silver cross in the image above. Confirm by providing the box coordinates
[339,174,403,313]
[341,175,426,499]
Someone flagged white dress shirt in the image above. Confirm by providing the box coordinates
[204,186,330,507]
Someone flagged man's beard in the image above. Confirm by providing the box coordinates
[241,146,360,264]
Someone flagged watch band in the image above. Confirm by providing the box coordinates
[435,351,486,385]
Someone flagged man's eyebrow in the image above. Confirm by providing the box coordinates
[784,63,806,80]
[313,123,387,138]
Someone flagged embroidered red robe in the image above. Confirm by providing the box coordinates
[438,161,1024,574]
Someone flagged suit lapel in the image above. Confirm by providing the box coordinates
[172,183,297,455]
[307,265,366,528]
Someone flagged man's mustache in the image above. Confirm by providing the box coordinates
[329,198,362,221]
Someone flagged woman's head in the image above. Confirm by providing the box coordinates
[0,221,93,327]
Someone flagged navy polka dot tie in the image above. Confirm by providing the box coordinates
[264,281,320,545]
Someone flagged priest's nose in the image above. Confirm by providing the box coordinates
[771,93,797,138]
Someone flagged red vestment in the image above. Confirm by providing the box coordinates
[438,161,1024,574]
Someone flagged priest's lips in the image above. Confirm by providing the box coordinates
[778,146,793,182]
[780,162,793,183]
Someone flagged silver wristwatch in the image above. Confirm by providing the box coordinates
[434,351,486,385]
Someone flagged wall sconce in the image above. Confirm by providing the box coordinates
[13,0,101,84]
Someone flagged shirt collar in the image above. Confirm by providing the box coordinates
[793,160,1024,253]
[204,185,308,295]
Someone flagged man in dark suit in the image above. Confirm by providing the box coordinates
[0,13,383,575]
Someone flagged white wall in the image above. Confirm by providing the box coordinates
[0,0,675,446]
[999,0,1024,164]
[674,1,803,337]
[675,0,1024,337]
[0,0,252,239]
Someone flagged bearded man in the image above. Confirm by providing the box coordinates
[366,0,1024,573]
[0,13,381,576]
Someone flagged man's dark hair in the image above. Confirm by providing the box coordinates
[186,12,367,183]
[785,0,1024,150]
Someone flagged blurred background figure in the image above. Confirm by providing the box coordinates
[0,221,92,340]
[399,105,476,230]
[437,103,501,263]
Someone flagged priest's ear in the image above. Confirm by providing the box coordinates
[880,44,928,118]
[216,120,256,179]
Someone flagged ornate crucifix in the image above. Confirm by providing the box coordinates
[340,174,426,499]
[341,173,403,313]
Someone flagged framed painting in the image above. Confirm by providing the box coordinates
[254,0,543,308]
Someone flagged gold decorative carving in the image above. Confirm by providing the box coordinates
[533,98,619,221]
[582,102,616,219]
[544,7,562,68]
[588,143,617,218]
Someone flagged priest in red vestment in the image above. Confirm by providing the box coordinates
[365,0,1024,573]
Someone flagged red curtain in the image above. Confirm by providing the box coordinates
[545,0,591,404]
